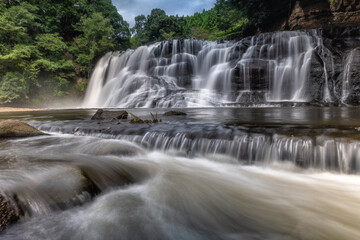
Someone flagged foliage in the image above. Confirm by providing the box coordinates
[71,12,115,76]
[130,0,252,48]
[0,0,130,105]
[0,72,28,104]
[162,32,176,41]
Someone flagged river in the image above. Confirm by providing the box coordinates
[1,107,360,239]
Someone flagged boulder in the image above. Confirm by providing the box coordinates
[91,109,128,120]
[14,167,100,214]
[0,166,100,231]
[0,193,21,232]
[0,120,45,138]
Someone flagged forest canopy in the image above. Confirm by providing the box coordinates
[130,0,249,48]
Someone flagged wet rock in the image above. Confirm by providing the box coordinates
[91,109,128,120]
[74,157,151,192]
[287,0,360,31]
[73,126,80,133]
[0,120,45,138]
[164,110,187,116]
[0,193,21,232]
[13,167,100,216]
[128,112,160,124]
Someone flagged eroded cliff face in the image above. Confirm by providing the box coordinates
[308,27,360,104]
[285,0,360,30]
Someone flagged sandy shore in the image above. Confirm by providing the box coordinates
[0,107,41,112]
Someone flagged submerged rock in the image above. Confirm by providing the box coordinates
[14,166,100,215]
[0,120,45,138]
[91,109,128,120]
[0,166,101,232]
[164,110,187,116]
[0,193,21,232]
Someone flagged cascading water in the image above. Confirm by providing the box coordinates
[82,30,359,108]
[341,48,358,104]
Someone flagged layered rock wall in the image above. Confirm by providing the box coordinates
[287,0,360,30]
[262,0,360,32]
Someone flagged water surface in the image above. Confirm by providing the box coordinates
[1,107,360,239]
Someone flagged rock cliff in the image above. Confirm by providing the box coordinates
[287,0,360,30]
[262,0,360,32]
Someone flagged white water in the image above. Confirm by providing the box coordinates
[2,135,360,239]
[341,48,358,104]
[83,31,344,108]
[31,120,360,174]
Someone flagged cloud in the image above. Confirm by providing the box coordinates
[113,0,216,27]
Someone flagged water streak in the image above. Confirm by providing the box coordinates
[341,49,358,103]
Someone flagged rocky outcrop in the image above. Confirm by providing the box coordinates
[311,27,360,105]
[91,109,128,120]
[0,120,45,138]
[261,0,360,32]
[287,0,360,30]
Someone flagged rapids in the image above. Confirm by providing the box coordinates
[1,134,360,240]
[1,108,360,239]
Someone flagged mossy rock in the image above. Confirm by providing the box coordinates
[0,120,45,138]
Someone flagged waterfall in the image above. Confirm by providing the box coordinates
[341,49,358,104]
[313,31,333,103]
[31,116,360,174]
[323,63,332,102]
[83,31,358,108]
[82,53,113,107]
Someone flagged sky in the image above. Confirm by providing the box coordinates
[112,0,216,27]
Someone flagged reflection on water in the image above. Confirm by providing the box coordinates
[1,107,360,127]
[0,107,360,239]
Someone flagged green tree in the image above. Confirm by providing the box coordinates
[0,72,29,104]
[0,0,130,105]
[87,0,130,49]
[131,14,148,47]
[72,12,115,76]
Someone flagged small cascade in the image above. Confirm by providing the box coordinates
[31,120,360,173]
[341,49,357,104]
[3,132,360,240]
[313,31,333,103]
[82,53,113,107]
[323,64,332,102]
[83,30,359,108]
[264,32,313,102]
